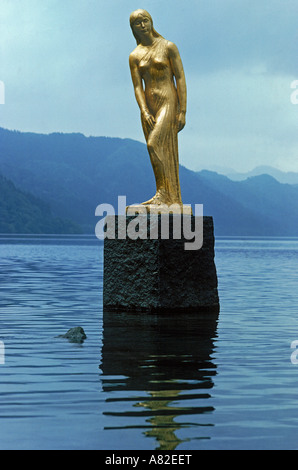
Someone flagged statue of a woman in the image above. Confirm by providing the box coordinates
[129,9,187,208]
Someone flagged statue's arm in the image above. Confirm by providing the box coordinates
[168,42,187,132]
[129,53,155,130]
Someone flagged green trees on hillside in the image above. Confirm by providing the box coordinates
[0,174,81,234]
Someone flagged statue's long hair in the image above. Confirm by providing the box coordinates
[129,9,163,45]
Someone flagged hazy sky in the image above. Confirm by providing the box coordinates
[0,0,297,172]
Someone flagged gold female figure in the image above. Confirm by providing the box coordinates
[129,9,187,207]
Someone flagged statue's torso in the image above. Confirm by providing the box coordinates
[136,39,177,113]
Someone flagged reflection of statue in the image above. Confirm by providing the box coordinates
[129,9,187,207]
[135,388,185,450]
[101,310,218,450]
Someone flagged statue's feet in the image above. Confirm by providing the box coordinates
[141,195,156,205]
[141,190,170,206]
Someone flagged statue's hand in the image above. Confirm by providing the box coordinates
[142,110,156,131]
[178,112,186,132]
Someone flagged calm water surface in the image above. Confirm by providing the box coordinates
[0,235,298,450]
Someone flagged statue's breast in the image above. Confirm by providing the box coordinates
[139,53,169,79]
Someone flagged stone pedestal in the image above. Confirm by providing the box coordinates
[103,215,219,313]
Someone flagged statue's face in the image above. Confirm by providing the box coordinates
[132,15,152,37]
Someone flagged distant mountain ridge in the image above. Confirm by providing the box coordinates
[225,165,298,185]
[0,127,298,236]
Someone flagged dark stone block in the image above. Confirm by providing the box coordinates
[103,215,219,313]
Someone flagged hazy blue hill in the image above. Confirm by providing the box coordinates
[182,169,281,236]
[0,173,82,234]
[0,128,155,232]
[226,165,298,185]
[197,171,298,235]
[1,127,298,235]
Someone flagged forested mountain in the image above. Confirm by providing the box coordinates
[0,172,81,234]
[0,127,297,236]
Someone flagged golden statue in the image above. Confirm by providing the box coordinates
[128,9,191,214]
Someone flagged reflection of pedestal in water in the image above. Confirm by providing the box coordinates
[103,215,220,313]
[100,311,219,450]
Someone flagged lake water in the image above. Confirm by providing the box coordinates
[0,235,298,450]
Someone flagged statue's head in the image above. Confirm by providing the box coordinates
[129,9,161,45]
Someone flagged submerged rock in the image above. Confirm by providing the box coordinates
[58,327,87,344]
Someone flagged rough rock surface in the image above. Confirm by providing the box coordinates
[58,327,87,344]
[103,215,219,313]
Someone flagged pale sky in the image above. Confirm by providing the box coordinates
[0,0,297,172]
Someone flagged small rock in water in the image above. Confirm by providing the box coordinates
[58,327,87,344]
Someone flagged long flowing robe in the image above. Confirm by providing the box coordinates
[138,38,182,205]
